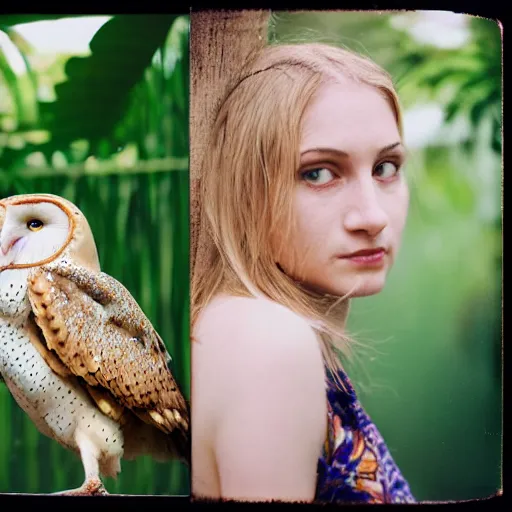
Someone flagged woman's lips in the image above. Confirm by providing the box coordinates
[338,248,386,265]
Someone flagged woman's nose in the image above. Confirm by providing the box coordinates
[343,180,389,238]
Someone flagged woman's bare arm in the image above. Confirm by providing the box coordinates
[192,296,327,502]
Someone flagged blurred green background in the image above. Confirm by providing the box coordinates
[0,14,189,495]
[270,11,502,502]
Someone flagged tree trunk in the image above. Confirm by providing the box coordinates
[189,9,270,278]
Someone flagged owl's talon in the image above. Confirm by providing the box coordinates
[51,477,109,496]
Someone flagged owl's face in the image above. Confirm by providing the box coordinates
[0,197,72,269]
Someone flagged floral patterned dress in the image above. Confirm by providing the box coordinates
[315,368,415,504]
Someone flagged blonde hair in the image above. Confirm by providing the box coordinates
[192,42,403,382]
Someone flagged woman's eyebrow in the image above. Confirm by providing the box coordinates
[300,142,403,158]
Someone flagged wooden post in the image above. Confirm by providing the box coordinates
[189,9,271,280]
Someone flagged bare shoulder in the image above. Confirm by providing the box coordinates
[194,294,322,357]
[192,293,327,436]
[192,295,327,500]
[192,294,327,410]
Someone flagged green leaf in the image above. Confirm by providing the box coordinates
[39,15,179,151]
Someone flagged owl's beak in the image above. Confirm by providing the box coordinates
[0,234,20,256]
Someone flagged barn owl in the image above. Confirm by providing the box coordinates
[0,193,189,496]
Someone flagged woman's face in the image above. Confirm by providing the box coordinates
[276,80,409,298]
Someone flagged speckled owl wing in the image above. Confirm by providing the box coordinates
[26,260,189,438]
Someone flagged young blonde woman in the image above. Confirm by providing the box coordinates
[191,43,415,504]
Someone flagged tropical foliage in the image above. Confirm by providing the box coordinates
[0,14,189,495]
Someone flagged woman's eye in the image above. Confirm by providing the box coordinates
[27,219,44,231]
[374,161,399,180]
[301,168,335,185]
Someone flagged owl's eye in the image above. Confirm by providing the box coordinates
[27,219,44,231]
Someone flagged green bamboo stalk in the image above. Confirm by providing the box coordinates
[37,432,53,492]
[24,419,39,492]
[10,401,25,491]
[0,45,25,126]
[1,157,188,180]
[0,388,11,492]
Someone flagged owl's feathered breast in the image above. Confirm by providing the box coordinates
[0,268,31,318]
